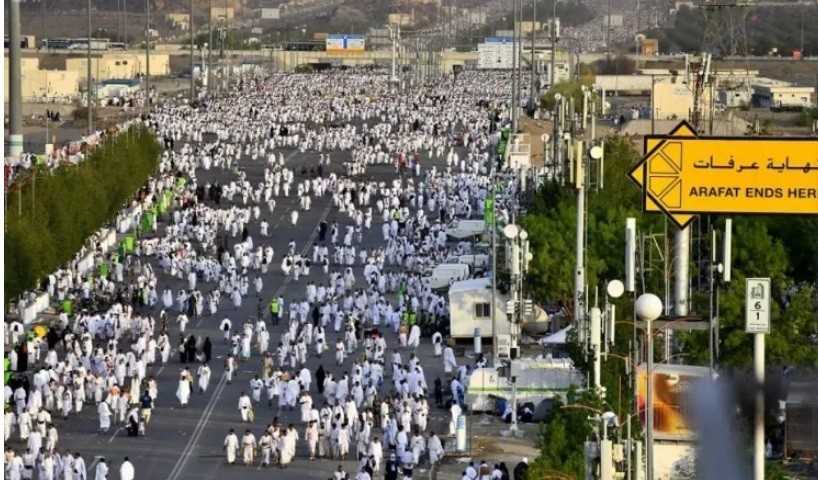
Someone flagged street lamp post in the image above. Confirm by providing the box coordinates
[87,0,94,135]
[144,0,151,112]
[635,293,663,480]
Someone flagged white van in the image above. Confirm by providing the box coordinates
[446,253,490,271]
[445,220,486,239]
[423,263,470,290]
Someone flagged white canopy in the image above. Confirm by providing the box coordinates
[540,325,573,345]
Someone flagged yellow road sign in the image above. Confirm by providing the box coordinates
[629,121,818,227]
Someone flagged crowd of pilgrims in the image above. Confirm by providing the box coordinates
[4,69,523,480]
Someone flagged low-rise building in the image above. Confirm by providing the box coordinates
[165,13,190,31]
[3,57,81,101]
[751,80,815,110]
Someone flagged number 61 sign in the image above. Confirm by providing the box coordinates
[745,278,771,334]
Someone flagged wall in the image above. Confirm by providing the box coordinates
[4,57,80,102]
[210,6,235,20]
[64,53,170,82]
[652,79,712,120]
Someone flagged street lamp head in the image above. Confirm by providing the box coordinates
[635,293,662,321]
[503,224,520,240]
[601,411,619,426]
[589,145,604,160]
[518,229,528,241]
[606,279,624,299]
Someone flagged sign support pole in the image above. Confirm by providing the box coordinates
[746,276,770,480]
[754,332,765,480]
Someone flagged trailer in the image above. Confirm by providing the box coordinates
[448,277,510,339]
[466,356,586,413]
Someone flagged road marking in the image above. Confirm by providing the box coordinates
[107,426,123,443]
[165,373,228,480]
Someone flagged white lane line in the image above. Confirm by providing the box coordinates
[107,427,123,443]
[165,373,228,480]
[164,151,332,480]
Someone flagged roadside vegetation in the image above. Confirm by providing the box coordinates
[5,125,161,304]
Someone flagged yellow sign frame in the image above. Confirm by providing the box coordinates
[629,121,818,228]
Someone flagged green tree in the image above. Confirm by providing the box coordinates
[5,126,160,303]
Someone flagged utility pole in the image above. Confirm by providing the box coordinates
[8,0,24,158]
[87,0,94,135]
[550,1,557,89]
[190,0,195,102]
[145,0,151,112]
[208,0,213,95]
[528,0,536,111]
[574,140,586,351]
[511,0,519,132]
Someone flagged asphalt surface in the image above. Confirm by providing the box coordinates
[6,112,506,479]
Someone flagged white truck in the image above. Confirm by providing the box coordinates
[423,263,470,290]
[446,219,486,239]
[445,253,490,272]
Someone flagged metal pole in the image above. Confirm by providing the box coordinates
[673,227,690,317]
[145,0,151,112]
[550,1,557,88]
[650,75,655,134]
[8,0,24,158]
[190,0,195,102]
[208,0,213,94]
[491,181,498,365]
[575,142,585,346]
[754,332,765,480]
[391,26,398,83]
[646,316,654,480]
[511,0,518,133]
[87,0,94,135]
[529,0,536,110]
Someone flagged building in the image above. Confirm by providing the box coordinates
[387,12,415,27]
[3,57,80,102]
[478,37,515,69]
[641,38,659,56]
[516,21,543,34]
[260,7,281,20]
[600,14,624,27]
[64,52,170,83]
[751,79,814,110]
[97,78,141,98]
[210,6,235,20]
[463,8,487,25]
[165,13,190,31]
[652,78,713,120]
[403,0,441,6]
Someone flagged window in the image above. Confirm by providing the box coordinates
[474,303,491,318]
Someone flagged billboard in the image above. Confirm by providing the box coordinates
[478,37,515,70]
[636,364,709,441]
[326,34,365,52]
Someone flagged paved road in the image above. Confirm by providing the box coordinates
[5,112,515,479]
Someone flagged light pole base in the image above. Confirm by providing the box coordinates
[6,134,24,159]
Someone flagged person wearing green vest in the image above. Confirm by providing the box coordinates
[401,310,410,325]
[407,311,417,326]
[269,297,281,326]
[4,357,10,384]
